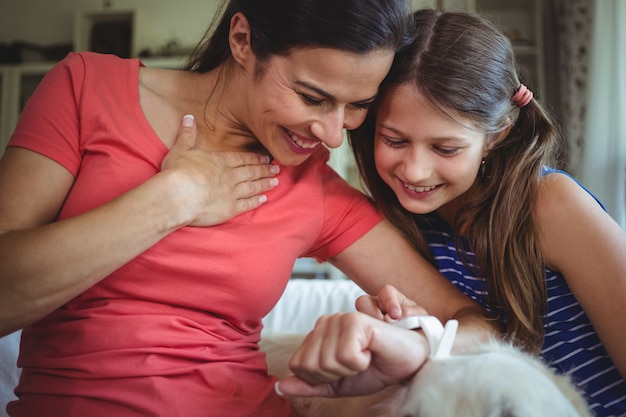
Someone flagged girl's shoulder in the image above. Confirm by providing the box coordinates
[539,167,605,210]
[534,168,611,271]
[535,169,606,230]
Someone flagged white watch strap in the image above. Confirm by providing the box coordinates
[389,315,458,359]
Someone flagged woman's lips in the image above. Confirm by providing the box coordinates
[284,128,322,155]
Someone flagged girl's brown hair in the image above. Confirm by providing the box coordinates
[350,9,565,352]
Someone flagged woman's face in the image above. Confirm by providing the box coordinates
[244,47,394,166]
[374,83,488,220]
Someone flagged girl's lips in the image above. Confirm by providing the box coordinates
[399,178,441,197]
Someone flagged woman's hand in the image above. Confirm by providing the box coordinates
[355,284,428,322]
[275,311,429,398]
[160,115,280,227]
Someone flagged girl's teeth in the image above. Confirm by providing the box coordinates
[406,183,437,193]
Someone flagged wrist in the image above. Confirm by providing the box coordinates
[145,170,195,232]
[392,315,458,359]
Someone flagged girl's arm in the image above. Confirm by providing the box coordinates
[535,172,626,380]
[330,219,497,354]
[0,118,277,336]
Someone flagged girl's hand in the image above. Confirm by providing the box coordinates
[160,115,280,227]
[355,284,429,322]
[276,311,429,397]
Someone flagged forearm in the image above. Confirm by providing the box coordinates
[0,171,186,335]
[447,305,498,354]
[333,219,497,351]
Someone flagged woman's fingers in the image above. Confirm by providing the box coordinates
[161,115,198,170]
[160,115,281,226]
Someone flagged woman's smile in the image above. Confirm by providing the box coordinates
[283,127,322,154]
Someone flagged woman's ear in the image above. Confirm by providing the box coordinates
[228,12,254,70]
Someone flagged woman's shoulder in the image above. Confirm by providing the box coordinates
[50,52,140,85]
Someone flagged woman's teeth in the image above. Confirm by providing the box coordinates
[288,131,319,149]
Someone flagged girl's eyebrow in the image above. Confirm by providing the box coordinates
[379,124,470,143]
[294,80,378,104]
[378,124,404,136]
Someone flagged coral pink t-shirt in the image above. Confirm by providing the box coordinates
[7,52,383,417]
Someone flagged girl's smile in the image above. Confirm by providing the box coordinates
[374,83,487,219]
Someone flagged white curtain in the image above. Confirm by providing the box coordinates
[580,0,626,230]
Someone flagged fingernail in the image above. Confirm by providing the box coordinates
[259,195,268,204]
[269,165,280,174]
[183,114,194,127]
[383,313,398,324]
[260,155,270,164]
[269,178,279,187]
[274,381,284,397]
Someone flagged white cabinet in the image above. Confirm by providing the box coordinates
[0,62,56,155]
[0,57,186,156]
[0,67,10,153]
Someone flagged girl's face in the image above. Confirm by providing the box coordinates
[374,83,489,221]
[244,47,394,166]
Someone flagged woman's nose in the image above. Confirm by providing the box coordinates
[310,108,349,149]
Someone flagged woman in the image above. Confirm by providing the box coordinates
[0,1,493,416]
[349,9,626,416]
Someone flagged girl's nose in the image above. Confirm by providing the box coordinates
[403,149,432,183]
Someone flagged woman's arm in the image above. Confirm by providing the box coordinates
[330,219,496,353]
[276,311,430,397]
[536,173,626,380]
[0,118,277,336]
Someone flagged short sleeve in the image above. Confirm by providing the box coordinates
[305,163,383,261]
[8,52,86,175]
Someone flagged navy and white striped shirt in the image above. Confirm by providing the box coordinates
[420,189,625,416]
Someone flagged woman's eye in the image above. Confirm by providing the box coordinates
[351,102,371,110]
[300,94,323,106]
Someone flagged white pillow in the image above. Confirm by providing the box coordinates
[0,331,20,417]
[262,278,366,335]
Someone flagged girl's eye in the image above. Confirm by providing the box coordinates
[380,135,405,148]
[300,94,324,106]
[435,147,460,156]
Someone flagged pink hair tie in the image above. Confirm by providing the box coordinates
[512,84,533,107]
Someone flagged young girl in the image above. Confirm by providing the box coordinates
[350,9,626,416]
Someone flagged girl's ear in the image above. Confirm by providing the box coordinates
[229,12,254,70]
[484,120,512,154]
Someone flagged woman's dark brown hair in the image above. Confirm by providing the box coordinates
[185,0,413,73]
